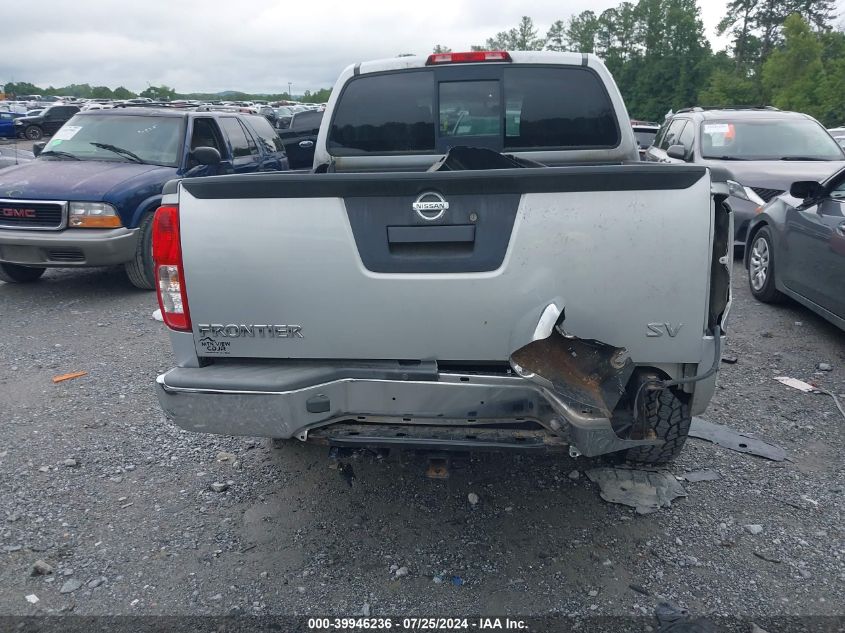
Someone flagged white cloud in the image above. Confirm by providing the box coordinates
[0,0,812,94]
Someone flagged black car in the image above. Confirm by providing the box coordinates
[745,168,845,330]
[278,110,322,169]
[14,104,81,140]
[646,107,845,245]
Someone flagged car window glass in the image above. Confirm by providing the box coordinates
[660,119,686,149]
[190,118,224,154]
[700,119,844,160]
[679,121,695,152]
[244,115,285,152]
[329,71,435,153]
[653,122,669,148]
[291,111,322,134]
[219,117,253,158]
[503,67,619,149]
[439,80,500,138]
[238,120,261,158]
[831,174,845,199]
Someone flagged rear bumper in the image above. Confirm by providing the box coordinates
[0,227,139,267]
[155,362,661,457]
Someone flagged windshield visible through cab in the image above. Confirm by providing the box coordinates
[700,119,844,161]
[42,114,184,166]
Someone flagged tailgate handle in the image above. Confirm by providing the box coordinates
[387,224,476,244]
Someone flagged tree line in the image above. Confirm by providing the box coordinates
[435,0,844,126]
[2,82,332,104]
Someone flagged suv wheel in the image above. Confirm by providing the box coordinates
[0,263,46,283]
[24,125,44,141]
[625,387,692,464]
[125,212,155,290]
[748,227,784,303]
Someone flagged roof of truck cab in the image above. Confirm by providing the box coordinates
[688,109,814,121]
[353,50,591,75]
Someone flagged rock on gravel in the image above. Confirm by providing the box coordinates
[59,579,82,594]
[467,492,479,506]
[30,560,53,576]
[209,482,229,493]
[745,524,764,535]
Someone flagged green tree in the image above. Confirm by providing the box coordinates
[90,86,114,99]
[545,20,567,51]
[484,16,545,50]
[566,11,599,52]
[432,44,452,53]
[112,86,137,99]
[762,13,826,118]
[139,85,176,101]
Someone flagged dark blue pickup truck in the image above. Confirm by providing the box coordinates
[0,108,288,288]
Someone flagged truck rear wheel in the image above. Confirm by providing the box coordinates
[0,263,46,283]
[125,212,155,290]
[625,387,691,464]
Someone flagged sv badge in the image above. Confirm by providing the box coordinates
[647,322,684,338]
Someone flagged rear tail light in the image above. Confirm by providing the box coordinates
[425,51,512,65]
[152,205,191,331]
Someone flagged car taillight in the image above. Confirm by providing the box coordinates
[152,205,191,332]
[425,51,512,65]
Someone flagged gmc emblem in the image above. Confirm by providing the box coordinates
[1,208,37,218]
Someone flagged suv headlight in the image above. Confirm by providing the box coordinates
[68,202,122,228]
[727,180,765,206]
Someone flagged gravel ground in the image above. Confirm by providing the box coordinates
[0,262,843,622]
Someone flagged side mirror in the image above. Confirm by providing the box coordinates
[666,144,688,161]
[191,146,221,166]
[32,142,46,157]
[789,180,825,201]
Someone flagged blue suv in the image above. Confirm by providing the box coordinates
[0,107,288,288]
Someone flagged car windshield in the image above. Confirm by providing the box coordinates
[41,114,184,166]
[633,129,657,148]
[700,119,844,160]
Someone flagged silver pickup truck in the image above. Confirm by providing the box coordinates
[154,51,732,464]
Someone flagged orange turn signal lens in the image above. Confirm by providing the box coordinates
[69,215,123,228]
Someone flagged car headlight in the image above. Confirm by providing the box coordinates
[727,180,765,206]
[68,202,122,228]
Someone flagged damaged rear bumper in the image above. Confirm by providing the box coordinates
[155,360,660,457]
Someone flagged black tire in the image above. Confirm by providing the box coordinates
[625,387,692,464]
[24,125,43,141]
[747,227,784,303]
[0,263,46,283]
[125,212,155,290]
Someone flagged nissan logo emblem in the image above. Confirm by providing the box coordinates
[412,191,449,221]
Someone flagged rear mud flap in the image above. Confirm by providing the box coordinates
[510,311,662,457]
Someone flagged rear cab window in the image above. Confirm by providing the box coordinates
[328,65,620,156]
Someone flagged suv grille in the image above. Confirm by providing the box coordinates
[0,201,65,229]
[751,187,785,203]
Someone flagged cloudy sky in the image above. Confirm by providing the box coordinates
[0,0,816,95]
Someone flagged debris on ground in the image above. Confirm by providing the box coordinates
[337,463,355,487]
[152,309,164,322]
[208,482,229,493]
[451,576,464,586]
[681,469,720,483]
[51,371,88,384]
[59,579,82,594]
[816,363,832,372]
[775,376,816,392]
[721,355,738,364]
[654,601,718,633]
[215,452,236,463]
[30,560,53,576]
[754,551,782,564]
[585,467,687,514]
[744,524,763,535]
[467,492,479,506]
[394,566,409,578]
[62,458,79,468]
[25,594,39,604]
[689,418,786,461]
[629,583,650,596]
[568,469,580,480]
